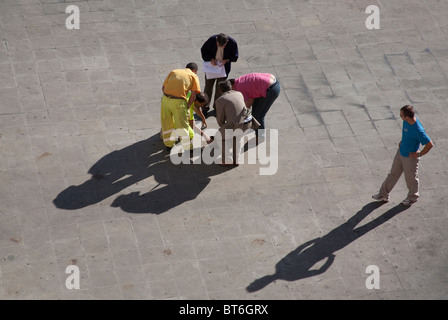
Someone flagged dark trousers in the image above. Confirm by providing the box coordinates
[204,76,227,110]
[252,80,281,134]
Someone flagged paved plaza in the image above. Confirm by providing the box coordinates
[1,0,448,300]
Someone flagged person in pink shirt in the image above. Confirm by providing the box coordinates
[229,73,280,139]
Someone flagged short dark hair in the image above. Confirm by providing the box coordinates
[216,33,228,46]
[185,62,198,71]
[218,80,232,93]
[195,92,209,104]
[401,105,415,118]
[228,79,235,86]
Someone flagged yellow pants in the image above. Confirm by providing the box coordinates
[161,95,194,148]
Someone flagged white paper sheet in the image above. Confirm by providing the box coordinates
[202,61,226,79]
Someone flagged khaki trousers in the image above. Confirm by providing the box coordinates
[379,149,420,201]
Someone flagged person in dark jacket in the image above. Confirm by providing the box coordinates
[200,33,239,116]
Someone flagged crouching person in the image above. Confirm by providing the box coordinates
[215,80,260,166]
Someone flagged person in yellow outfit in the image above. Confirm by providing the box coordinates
[159,90,212,147]
[161,62,202,151]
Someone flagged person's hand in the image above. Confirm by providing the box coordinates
[201,119,207,130]
[409,151,420,158]
[211,59,217,66]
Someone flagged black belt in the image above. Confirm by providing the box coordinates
[164,93,184,99]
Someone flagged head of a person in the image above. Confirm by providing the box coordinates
[218,80,232,94]
[194,92,209,108]
[400,105,415,121]
[216,33,229,48]
[228,78,235,89]
[185,62,198,74]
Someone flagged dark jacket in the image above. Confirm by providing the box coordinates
[201,34,239,77]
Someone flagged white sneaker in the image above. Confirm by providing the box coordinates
[372,194,389,202]
[402,198,416,206]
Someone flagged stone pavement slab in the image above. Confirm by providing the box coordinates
[0,0,448,300]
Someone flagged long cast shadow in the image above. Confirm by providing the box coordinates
[53,133,231,214]
[246,202,410,292]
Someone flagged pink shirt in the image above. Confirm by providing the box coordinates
[233,73,271,102]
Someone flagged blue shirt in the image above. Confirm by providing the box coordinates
[400,119,431,157]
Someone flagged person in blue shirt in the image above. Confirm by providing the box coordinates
[372,105,433,206]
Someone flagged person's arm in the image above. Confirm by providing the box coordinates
[226,38,239,63]
[201,37,215,62]
[218,59,228,67]
[245,98,254,109]
[193,104,207,128]
[230,46,238,63]
[216,101,226,127]
[410,140,433,158]
[188,91,197,108]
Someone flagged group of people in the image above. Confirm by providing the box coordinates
[160,33,281,165]
[159,34,434,206]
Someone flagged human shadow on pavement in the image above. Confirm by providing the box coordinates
[246,201,410,292]
[53,134,232,214]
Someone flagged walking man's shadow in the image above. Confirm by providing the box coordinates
[53,134,231,214]
[246,202,410,292]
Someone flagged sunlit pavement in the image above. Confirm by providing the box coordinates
[0,0,447,299]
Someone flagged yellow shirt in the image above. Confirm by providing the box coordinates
[163,68,200,100]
